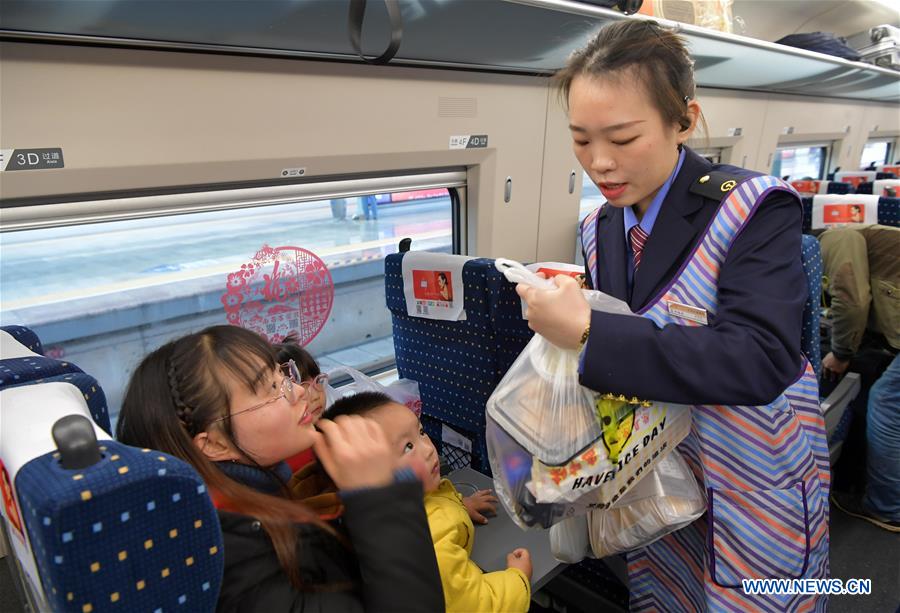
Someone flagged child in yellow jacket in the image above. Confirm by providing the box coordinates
[326,392,532,612]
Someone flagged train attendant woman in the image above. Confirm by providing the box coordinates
[116,325,443,612]
[517,20,830,612]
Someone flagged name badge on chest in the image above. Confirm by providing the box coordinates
[667,301,709,326]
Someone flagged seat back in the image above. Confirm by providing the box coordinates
[826,182,853,195]
[385,253,532,473]
[1,327,110,434]
[800,235,823,378]
[0,325,44,355]
[878,197,900,227]
[802,197,814,233]
[1,329,223,613]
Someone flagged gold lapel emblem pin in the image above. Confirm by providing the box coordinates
[720,180,737,192]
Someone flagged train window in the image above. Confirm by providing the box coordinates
[771,144,830,181]
[579,171,606,221]
[860,139,893,168]
[0,172,463,429]
[695,150,723,164]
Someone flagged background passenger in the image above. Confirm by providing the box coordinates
[517,20,829,611]
[275,333,329,471]
[819,225,900,532]
[326,391,533,613]
[115,325,443,612]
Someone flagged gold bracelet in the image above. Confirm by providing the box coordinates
[578,323,591,350]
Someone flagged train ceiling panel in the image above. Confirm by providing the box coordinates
[1,0,898,102]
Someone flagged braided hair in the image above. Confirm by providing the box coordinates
[116,325,337,589]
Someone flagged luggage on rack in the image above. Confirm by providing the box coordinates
[775,32,861,61]
[847,24,900,70]
[859,39,900,70]
[847,24,900,50]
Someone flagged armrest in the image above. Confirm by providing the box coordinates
[821,372,861,465]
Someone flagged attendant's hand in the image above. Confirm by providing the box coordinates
[462,489,498,525]
[515,275,591,350]
[823,352,850,381]
[313,416,393,490]
[506,548,533,582]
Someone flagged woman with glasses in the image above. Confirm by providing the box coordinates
[115,325,443,612]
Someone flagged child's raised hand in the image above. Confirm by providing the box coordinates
[313,416,394,491]
[462,489,498,525]
[506,548,532,582]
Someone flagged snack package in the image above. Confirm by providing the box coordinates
[586,450,706,557]
[549,450,705,562]
[527,396,693,505]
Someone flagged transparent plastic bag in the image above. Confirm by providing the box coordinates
[489,259,633,466]
[386,378,422,417]
[487,259,692,528]
[586,450,706,557]
[325,366,421,416]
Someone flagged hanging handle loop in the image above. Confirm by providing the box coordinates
[348,0,403,65]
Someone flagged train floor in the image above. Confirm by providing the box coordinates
[2,499,897,612]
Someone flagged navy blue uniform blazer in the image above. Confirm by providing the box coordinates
[580,147,807,406]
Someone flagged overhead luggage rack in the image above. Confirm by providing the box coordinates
[1,0,898,102]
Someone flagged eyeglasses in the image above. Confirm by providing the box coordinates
[212,360,305,423]
[301,373,329,392]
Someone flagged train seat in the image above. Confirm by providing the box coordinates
[857,181,874,195]
[800,235,823,378]
[826,181,853,194]
[1,328,223,613]
[0,325,44,354]
[1,327,111,434]
[802,195,899,231]
[879,197,900,226]
[798,235,863,465]
[385,252,532,473]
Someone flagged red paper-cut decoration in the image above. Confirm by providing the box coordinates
[222,245,334,345]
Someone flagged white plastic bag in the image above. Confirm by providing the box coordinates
[496,258,635,318]
[385,378,422,417]
[326,366,422,416]
[586,450,706,557]
[549,514,593,564]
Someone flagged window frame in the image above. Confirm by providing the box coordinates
[771,142,832,181]
[1,169,468,234]
[860,138,895,168]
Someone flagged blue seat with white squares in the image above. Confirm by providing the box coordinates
[1,326,224,613]
[1,326,111,433]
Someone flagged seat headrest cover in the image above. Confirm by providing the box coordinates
[1,382,113,483]
[0,330,41,360]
